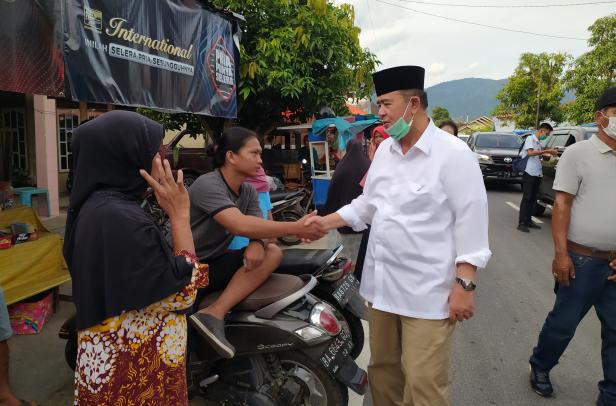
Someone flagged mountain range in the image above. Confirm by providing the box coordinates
[426,78,575,121]
[426,78,507,121]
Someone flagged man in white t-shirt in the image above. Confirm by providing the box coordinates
[517,123,558,233]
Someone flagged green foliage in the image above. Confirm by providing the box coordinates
[565,14,616,124]
[136,108,225,143]
[10,169,32,188]
[211,0,379,134]
[493,52,570,128]
[431,106,451,127]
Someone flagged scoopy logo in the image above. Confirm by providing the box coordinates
[206,38,235,101]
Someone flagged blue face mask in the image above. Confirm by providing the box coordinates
[385,99,414,141]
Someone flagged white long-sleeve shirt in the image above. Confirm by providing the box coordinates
[338,120,492,319]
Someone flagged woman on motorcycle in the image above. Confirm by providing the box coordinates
[65,111,209,405]
[186,127,325,358]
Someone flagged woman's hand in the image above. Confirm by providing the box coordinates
[140,157,189,222]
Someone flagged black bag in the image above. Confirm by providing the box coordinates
[512,136,529,173]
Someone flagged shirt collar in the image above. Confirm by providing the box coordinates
[389,119,435,156]
[590,135,613,154]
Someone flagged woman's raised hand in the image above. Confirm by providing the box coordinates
[140,157,190,221]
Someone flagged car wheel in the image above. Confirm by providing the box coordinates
[533,204,546,217]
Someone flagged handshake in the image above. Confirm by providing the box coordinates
[292,212,330,242]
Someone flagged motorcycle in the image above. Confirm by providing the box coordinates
[59,273,367,405]
[142,192,367,358]
[270,188,312,246]
[276,245,367,360]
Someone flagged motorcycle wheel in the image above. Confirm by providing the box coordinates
[65,334,78,371]
[277,351,349,406]
[341,309,365,360]
[183,173,198,189]
[277,210,303,246]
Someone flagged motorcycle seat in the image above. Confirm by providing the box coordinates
[275,249,333,276]
[198,274,305,312]
[269,189,303,203]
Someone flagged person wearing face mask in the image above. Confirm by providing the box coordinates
[517,123,559,233]
[528,86,616,403]
[305,66,491,406]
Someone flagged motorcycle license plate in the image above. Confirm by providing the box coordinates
[332,273,361,306]
[319,328,353,375]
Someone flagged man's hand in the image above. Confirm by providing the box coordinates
[449,284,475,323]
[607,259,616,281]
[295,212,327,242]
[243,241,265,271]
[552,253,575,287]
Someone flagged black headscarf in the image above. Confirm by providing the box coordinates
[322,139,371,234]
[64,110,193,330]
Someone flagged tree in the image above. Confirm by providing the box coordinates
[565,14,616,124]
[140,1,377,140]
[431,106,451,127]
[211,0,378,134]
[493,52,570,128]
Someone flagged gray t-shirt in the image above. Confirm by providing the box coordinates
[553,135,616,251]
[189,170,261,260]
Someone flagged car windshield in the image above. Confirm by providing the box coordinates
[584,131,597,140]
[475,134,523,149]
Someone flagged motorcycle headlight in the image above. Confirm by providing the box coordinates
[476,153,492,162]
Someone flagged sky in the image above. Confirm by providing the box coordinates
[333,0,614,87]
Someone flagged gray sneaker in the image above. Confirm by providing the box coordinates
[189,313,236,358]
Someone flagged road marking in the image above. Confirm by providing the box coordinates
[505,201,544,224]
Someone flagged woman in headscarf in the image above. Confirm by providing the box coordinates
[322,139,371,264]
[65,111,208,405]
[367,125,389,161]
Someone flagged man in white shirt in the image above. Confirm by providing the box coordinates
[306,65,491,406]
[517,123,558,233]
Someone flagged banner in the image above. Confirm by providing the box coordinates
[64,0,238,118]
[0,0,64,96]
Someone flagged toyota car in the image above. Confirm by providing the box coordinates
[467,132,525,185]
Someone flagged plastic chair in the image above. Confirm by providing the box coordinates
[12,187,51,216]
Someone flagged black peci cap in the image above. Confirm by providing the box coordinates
[372,66,425,97]
[596,86,616,111]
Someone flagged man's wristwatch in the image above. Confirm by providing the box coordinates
[455,277,476,291]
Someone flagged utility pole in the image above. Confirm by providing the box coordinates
[535,65,543,129]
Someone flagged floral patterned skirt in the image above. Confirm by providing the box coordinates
[74,308,190,405]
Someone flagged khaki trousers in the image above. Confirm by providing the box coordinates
[368,305,455,406]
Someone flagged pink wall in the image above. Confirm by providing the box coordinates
[33,95,59,217]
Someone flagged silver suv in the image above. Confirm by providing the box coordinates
[534,125,598,216]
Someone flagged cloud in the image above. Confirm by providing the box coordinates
[333,0,611,86]
[428,63,446,75]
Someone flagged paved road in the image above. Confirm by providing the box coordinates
[447,182,602,406]
[12,183,605,405]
